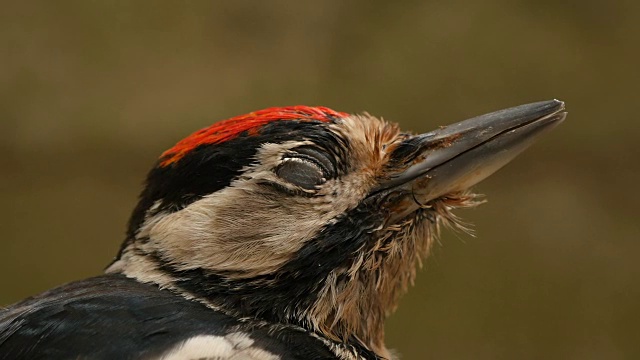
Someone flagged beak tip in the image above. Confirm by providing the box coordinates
[553,98,565,107]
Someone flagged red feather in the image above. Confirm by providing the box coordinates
[160,106,348,167]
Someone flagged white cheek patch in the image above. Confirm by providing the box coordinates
[160,333,281,360]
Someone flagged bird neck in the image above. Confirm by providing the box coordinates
[106,218,433,360]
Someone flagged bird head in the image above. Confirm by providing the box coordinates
[107,101,566,356]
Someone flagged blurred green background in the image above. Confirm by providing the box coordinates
[1,1,638,359]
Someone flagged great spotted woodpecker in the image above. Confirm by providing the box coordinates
[0,100,566,359]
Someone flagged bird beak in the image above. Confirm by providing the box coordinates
[379,100,567,209]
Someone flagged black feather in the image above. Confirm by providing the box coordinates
[0,275,339,360]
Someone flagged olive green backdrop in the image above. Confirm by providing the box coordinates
[1,1,638,359]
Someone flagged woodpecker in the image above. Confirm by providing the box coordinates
[0,100,566,360]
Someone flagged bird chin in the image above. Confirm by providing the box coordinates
[383,189,483,230]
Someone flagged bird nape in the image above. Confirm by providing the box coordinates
[0,100,566,360]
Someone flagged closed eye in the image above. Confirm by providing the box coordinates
[289,146,336,178]
[276,157,326,190]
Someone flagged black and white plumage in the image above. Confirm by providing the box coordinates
[1,275,348,359]
[0,101,566,360]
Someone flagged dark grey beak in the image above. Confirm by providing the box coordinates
[382,100,567,205]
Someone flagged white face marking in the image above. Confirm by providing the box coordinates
[160,333,280,360]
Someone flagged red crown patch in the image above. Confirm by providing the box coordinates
[160,106,348,167]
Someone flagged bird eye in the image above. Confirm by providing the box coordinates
[276,158,326,190]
